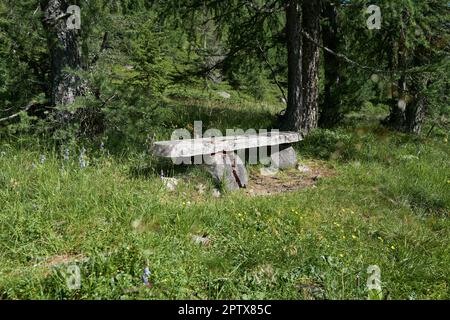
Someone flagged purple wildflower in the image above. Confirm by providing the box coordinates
[142,267,152,286]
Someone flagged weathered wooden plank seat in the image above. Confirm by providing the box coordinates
[153,131,302,190]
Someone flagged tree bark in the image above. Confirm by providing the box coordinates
[40,0,84,122]
[281,0,321,136]
[383,9,427,134]
[319,0,340,127]
[281,0,303,132]
[405,77,428,134]
[301,0,321,133]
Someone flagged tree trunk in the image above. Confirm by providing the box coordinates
[383,8,426,133]
[405,77,428,134]
[405,98,426,134]
[319,0,340,127]
[384,76,428,134]
[301,0,321,133]
[40,0,84,123]
[281,0,303,132]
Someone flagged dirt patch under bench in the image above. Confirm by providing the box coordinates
[245,160,335,197]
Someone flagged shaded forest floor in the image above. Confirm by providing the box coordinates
[0,86,449,299]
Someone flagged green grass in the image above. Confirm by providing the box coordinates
[0,88,449,300]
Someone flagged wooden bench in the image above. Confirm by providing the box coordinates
[153,131,302,190]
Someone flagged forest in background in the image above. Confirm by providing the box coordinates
[0,0,448,144]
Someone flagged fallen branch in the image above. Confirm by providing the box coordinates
[0,103,35,123]
[100,93,117,108]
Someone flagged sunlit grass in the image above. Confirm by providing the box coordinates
[0,89,448,300]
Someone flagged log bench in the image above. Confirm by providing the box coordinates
[152,131,302,190]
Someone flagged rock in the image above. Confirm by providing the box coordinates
[228,152,248,187]
[260,166,278,176]
[191,235,211,246]
[212,189,221,198]
[297,164,311,173]
[297,282,326,300]
[204,152,248,191]
[217,91,231,99]
[270,145,298,170]
[161,177,179,191]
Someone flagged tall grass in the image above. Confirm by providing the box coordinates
[0,88,448,299]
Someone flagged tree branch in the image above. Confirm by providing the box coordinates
[256,40,287,102]
[0,103,35,123]
[91,32,110,65]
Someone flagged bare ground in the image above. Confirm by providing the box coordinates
[245,160,336,196]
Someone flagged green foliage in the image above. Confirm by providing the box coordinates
[0,0,49,110]
[337,0,449,123]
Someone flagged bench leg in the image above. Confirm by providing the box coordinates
[270,144,298,170]
[204,152,248,191]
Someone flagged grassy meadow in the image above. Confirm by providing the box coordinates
[0,87,449,300]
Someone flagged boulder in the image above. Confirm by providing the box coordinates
[217,91,231,99]
[204,152,248,191]
[270,145,298,170]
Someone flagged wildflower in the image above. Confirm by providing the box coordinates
[196,184,206,194]
[39,154,46,164]
[352,234,357,240]
[339,253,344,258]
[391,245,396,250]
[142,267,152,288]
